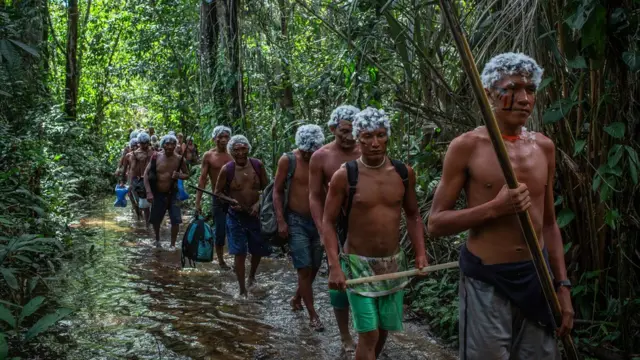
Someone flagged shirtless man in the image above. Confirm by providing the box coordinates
[118,138,141,220]
[323,107,428,360]
[182,136,199,167]
[144,134,190,248]
[129,132,155,227]
[273,125,325,331]
[196,125,233,269]
[308,104,360,352]
[214,135,270,297]
[175,133,184,155]
[427,53,573,359]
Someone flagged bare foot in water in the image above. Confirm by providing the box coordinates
[309,317,324,332]
[219,262,231,270]
[341,336,356,355]
[247,276,256,289]
[290,296,303,311]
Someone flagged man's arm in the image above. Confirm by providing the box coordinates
[322,167,347,270]
[427,135,497,237]
[195,152,210,209]
[180,156,189,179]
[540,136,574,336]
[272,155,289,224]
[127,154,136,185]
[143,158,153,199]
[403,166,428,268]
[309,151,326,233]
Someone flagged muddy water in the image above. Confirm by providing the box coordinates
[50,201,457,360]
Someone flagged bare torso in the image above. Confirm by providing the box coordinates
[465,127,549,264]
[203,149,233,190]
[319,143,361,189]
[342,160,404,257]
[287,150,311,217]
[227,162,261,210]
[131,148,154,178]
[155,152,184,193]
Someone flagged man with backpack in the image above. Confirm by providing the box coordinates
[129,132,154,228]
[196,125,233,270]
[308,104,360,352]
[273,124,325,331]
[214,135,270,297]
[144,134,190,249]
[322,107,428,360]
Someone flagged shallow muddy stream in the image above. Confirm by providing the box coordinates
[44,201,457,360]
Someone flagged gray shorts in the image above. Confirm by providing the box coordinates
[459,274,561,360]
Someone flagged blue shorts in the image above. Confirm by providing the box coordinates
[226,211,272,256]
[212,197,228,246]
[150,192,182,226]
[287,211,323,269]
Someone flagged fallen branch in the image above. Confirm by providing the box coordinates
[346,261,459,285]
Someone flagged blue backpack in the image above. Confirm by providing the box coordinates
[181,215,214,268]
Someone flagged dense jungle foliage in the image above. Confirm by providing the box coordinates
[1,0,639,358]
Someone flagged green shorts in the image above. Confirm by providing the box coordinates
[329,289,350,309]
[346,290,404,333]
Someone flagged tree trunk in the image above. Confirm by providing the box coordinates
[64,0,79,120]
[199,0,219,106]
[227,0,242,124]
[277,0,294,123]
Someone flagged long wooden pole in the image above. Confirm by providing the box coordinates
[345,262,459,285]
[436,1,579,359]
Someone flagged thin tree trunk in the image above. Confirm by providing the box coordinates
[64,0,79,120]
[277,0,294,123]
[200,0,219,105]
[227,0,242,124]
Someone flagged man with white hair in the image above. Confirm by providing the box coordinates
[144,134,190,248]
[273,124,325,331]
[196,125,234,269]
[118,138,141,220]
[428,53,572,359]
[129,132,155,227]
[214,135,270,297]
[323,107,427,360]
[308,104,360,351]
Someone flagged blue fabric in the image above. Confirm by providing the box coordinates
[150,192,182,226]
[459,244,555,331]
[177,179,189,201]
[287,210,322,269]
[212,196,228,246]
[114,185,128,207]
[226,210,271,256]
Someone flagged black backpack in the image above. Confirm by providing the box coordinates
[337,159,409,243]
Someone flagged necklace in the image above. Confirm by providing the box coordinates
[359,156,386,169]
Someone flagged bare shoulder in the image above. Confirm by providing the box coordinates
[450,129,484,153]
[309,146,328,164]
[535,132,556,155]
[202,150,213,159]
[330,164,348,185]
[405,164,416,178]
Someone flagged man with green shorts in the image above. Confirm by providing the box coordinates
[322,107,428,359]
[309,105,361,353]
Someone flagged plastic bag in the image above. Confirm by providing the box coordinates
[114,184,128,207]
[177,179,189,201]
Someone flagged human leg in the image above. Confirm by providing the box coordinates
[168,194,182,247]
[246,215,270,286]
[346,291,380,360]
[226,213,249,295]
[458,274,513,360]
[149,192,168,247]
[213,197,229,268]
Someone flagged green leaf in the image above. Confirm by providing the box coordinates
[622,52,640,72]
[7,39,39,58]
[543,99,577,124]
[567,56,588,69]
[0,305,16,329]
[566,2,593,30]
[563,242,573,254]
[557,208,576,229]
[629,163,639,185]
[605,209,620,230]
[24,308,73,341]
[582,5,606,56]
[625,146,639,166]
[604,122,625,138]
[0,332,7,359]
[608,145,624,167]
[554,195,564,206]
[0,268,19,290]
[573,140,586,156]
[19,296,45,324]
[538,77,553,91]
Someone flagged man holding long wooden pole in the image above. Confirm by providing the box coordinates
[428,53,574,359]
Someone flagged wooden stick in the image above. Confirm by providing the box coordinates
[346,262,459,285]
[436,1,579,359]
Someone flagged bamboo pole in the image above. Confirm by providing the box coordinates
[436,1,580,359]
[346,262,459,285]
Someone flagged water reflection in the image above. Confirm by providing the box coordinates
[48,202,457,360]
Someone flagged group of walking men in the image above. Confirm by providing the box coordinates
[119,52,575,360]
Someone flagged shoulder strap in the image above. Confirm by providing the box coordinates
[285,152,296,181]
[343,160,359,235]
[249,158,264,187]
[390,159,409,193]
[224,161,236,194]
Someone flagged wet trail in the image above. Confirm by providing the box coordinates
[50,201,457,360]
